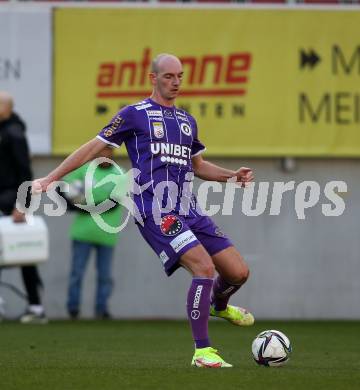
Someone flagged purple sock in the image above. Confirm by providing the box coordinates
[186,277,213,349]
[211,276,242,311]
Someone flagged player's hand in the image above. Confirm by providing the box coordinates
[235,167,254,187]
[31,177,52,194]
[12,208,26,223]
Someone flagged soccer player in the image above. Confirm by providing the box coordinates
[32,54,255,367]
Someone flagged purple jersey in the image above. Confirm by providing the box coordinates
[97,98,206,218]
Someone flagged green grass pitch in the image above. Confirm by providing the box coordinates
[0,320,359,390]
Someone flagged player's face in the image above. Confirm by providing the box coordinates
[152,59,183,101]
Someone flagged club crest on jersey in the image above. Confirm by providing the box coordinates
[152,122,164,139]
[160,215,183,236]
[180,123,192,136]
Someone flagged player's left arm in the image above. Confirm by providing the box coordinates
[192,154,254,185]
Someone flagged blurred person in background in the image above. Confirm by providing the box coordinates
[0,91,47,324]
[62,147,125,320]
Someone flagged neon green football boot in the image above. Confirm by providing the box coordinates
[191,347,232,368]
[210,304,255,326]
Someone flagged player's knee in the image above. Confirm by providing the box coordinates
[201,262,216,279]
[197,260,215,278]
[243,266,250,282]
[230,263,250,285]
[181,245,215,278]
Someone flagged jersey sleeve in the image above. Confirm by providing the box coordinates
[97,105,134,148]
[190,117,206,157]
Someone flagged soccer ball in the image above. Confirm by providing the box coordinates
[252,330,292,367]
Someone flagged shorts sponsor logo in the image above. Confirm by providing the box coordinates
[135,103,153,111]
[160,215,183,236]
[193,285,203,309]
[159,250,169,264]
[180,123,192,136]
[191,310,200,320]
[170,230,197,253]
[153,122,164,139]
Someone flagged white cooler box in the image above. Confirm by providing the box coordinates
[0,216,49,266]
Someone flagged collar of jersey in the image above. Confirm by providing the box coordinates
[147,98,176,110]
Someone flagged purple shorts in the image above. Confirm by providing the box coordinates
[136,213,233,276]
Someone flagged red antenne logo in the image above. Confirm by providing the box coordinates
[96,48,251,99]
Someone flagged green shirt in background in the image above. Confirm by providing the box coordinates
[63,162,126,247]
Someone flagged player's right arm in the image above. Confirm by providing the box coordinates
[32,138,106,193]
[33,106,133,194]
